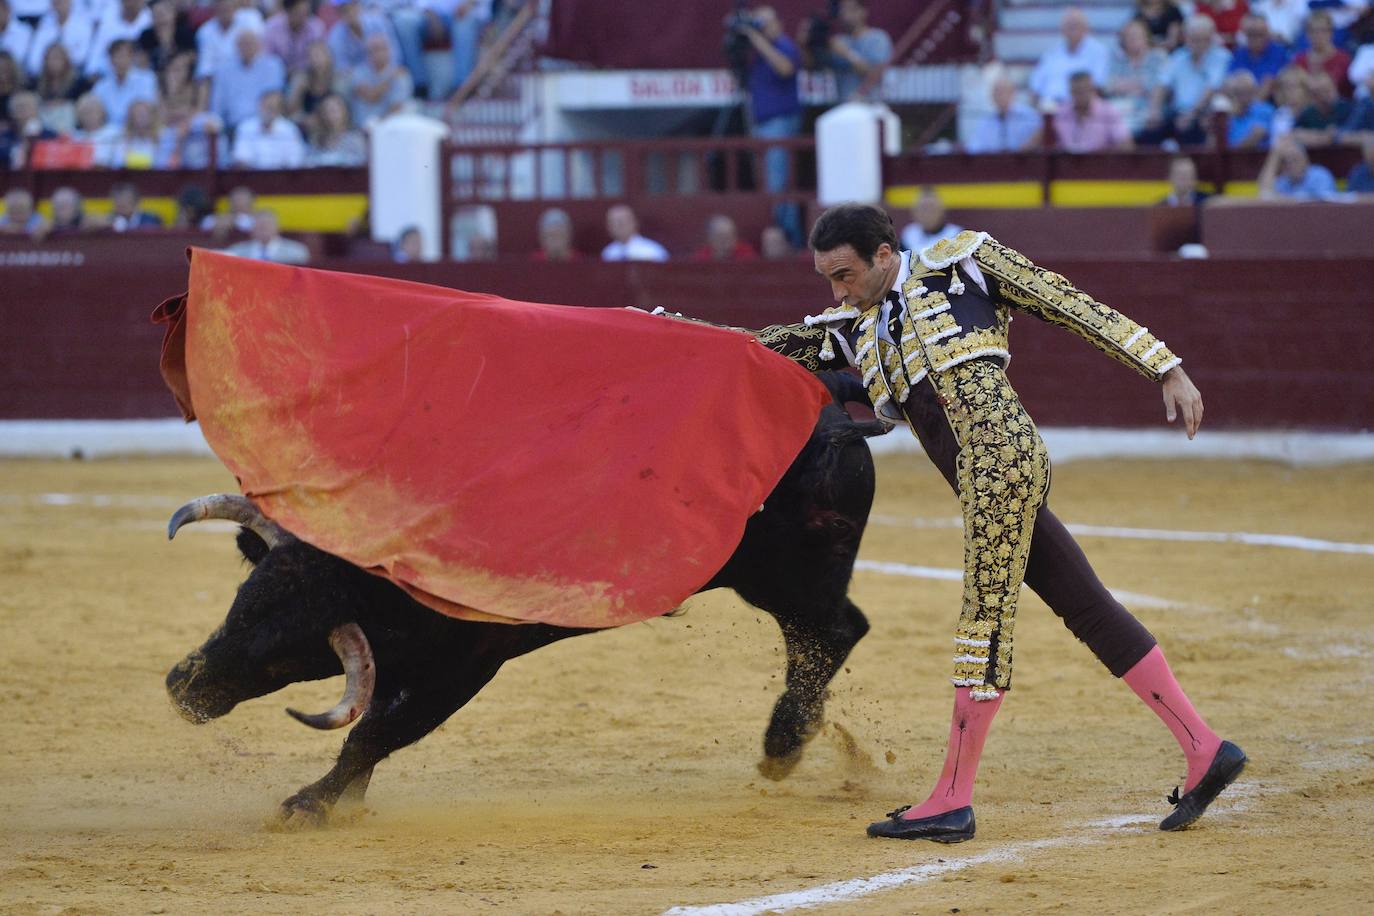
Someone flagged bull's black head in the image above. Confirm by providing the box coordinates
[166,496,375,730]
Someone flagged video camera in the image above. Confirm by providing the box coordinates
[802,0,841,68]
[722,1,762,78]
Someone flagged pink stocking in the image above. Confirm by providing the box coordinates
[1122,645,1222,792]
[900,687,1003,820]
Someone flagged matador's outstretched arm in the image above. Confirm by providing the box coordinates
[971,237,1181,382]
[631,307,849,373]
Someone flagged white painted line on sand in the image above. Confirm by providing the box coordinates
[854,559,1187,611]
[870,515,1374,557]
[663,815,1154,916]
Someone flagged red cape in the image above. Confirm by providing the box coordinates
[154,250,830,627]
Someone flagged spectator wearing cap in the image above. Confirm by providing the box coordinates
[1220,69,1274,148]
[25,0,94,78]
[1293,11,1353,98]
[1346,134,1374,192]
[344,31,409,126]
[91,39,156,128]
[1,187,46,236]
[1228,13,1289,98]
[899,187,963,252]
[0,0,33,70]
[1140,15,1230,145]
[137,0,195,75]
[692,214,758,262]
[531,207,580,261]
[194,0,264,86]
[263,0,325,74]
[211,28,285,131]
[172,184,213,229]
[1029,7,1111,105]
[223,208,310,264]
[1258,133,1337,198]
[965,76,1042,153]
[828,0,892,102]
[601,204,668,262]
[1056,69,1134,151]
[106,181,163,231]
[327,0,401,73]
[232,89,305,168]
[87,0,151,78]
[304,91,365,165]
[1291,71,1352,146]
[1107,20,1167,135]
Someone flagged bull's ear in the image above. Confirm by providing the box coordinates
[237,526,271,566]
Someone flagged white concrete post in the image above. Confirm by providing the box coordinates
[815,102,902,206]
[368,113,451,261]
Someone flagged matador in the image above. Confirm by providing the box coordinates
[717,205,1247,842]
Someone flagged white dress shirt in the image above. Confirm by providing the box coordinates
[601,234,670,262]
[232,115,307,169]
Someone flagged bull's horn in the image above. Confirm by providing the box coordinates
[285,623,376,730]
[167,494,292,548]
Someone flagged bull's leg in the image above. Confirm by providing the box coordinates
[277,663,502,828]
[755,597,869,780]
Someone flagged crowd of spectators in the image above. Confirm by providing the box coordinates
[976,2,1374,161]
[0,0,522,171]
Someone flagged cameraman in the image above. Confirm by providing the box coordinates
[738,6,803,244]
[829,0,892,102]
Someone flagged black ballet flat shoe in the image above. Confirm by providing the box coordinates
[1160,740,1248,832]
[866,805,975,843]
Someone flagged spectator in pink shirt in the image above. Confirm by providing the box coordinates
[263,0,327,74]
[1054,70,1134,151]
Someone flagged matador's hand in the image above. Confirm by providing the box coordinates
[1162,366,1203,439]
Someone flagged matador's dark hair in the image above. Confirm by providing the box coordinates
[808,203,899,264]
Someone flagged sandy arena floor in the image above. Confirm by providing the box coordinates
[2,453,1372,914]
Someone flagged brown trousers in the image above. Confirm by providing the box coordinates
[902,371,1158,679]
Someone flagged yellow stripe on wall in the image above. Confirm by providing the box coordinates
[36,193,368,232]
[887,182,1043,209]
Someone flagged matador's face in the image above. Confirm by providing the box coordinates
[814,242,898,311]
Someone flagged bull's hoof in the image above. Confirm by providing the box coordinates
[757,751,803,782]
[273,793,331,830]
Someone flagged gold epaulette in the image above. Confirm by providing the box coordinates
[803,305,862,327]
[919,230,991,271]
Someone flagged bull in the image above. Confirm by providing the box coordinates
[166,379,881,826]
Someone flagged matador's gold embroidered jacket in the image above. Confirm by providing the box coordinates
[750,230,1181,424]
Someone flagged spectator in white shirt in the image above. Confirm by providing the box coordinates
[25,0,94,78]
[90,38,155,128]
[0,0,34,69]
[899,187,963,253]
[232,89,306,168]
[86,0,150,78]
[345,31,410,126]
[601,204,669,262]
[223,208,310,264]
[1028,7,1111,105]
[194,0,263,83]
[1249,0,1311,45]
